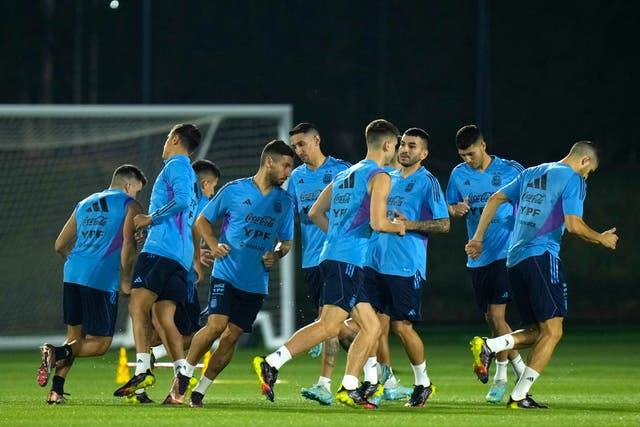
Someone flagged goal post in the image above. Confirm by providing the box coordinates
[0,104,295,351]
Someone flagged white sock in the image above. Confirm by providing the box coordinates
[193,375,213,395]
[411,361,431,387]
[383,373,398,389]
[486,334,515,353]
[317,376,331,392]
[151,344,167,360]
[265,345,292,370]
[510,367,540,401]
[341,374,359,390]
[494,360,508,383]
[510,354,526,380]
[363,357,378,384]
[135,352,151,375]
[173,358,192,376]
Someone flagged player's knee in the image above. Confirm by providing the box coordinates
[94,337,112,356]
[391,320,413,338]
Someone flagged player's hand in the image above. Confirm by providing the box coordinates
[134,228,148,250]
[465,239,483,259]
[194,261,205,285]
[450,197,470,217]
[393,218,406,236]
[134,214,153,230]
[262,251,279,269]
[599,227,618,249]
[199,248,215,267]
[212,243,230,258]
[120,279,132,296]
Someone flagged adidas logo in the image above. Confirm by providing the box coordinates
[298,178,304,184]
[504,338,510,347]
[408,309,416,316]
[243,199,252,205]
[525,376,535,382]
[501,291,509,298]
[134,276,142,283]
[136,358,143,363]
[463,179,471,185]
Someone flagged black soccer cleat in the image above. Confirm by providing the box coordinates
[253,356,278,402]
[405,384,436,407]
[507,394,548,409]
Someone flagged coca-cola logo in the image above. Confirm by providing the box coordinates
[333,193,351,204]
[522,192,545,204]
[300,189,322,201]
[387,196,404,207]
[467,192,493,204]
[82,215,108,226]
[244,213,275,227]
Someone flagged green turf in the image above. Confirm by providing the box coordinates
[2,326,639,426]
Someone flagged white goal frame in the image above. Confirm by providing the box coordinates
[0,104,295,350]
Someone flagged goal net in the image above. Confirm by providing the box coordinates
[0,104,294,350]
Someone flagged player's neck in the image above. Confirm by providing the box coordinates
[306,153,327,171]
[400,162,421,177]
[364,149,387,167]
[252,170,273,195]
[477,154,493,172]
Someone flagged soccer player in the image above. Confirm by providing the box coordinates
[113,124,201,400]
[445,124,527,402]
[253,119,405,409]
[364,127,449,407]
[465,141,618,409]
[38,165,146,404]
[129,159,221,404]
[172,140,295,407]
[287,122,351,405]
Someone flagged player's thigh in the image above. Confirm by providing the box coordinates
[528,253,568,322]
[79,285,118,337]
[319,260,364,313]
[227,286,265,333]
[386,272,423,323]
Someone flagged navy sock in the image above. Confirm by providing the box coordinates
[54,344,72,360]
[51,375,65,394]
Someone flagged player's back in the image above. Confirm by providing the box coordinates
[64,188,133,292]
[506,162,586,266]
[319,159,386,267]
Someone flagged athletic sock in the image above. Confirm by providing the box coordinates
[494,360,508,383]
[411,361,431,387]
[192,375,213,395]
[486,334,515,353]
[341,374,359,390]
[54,345,72,361]
[363,357,378,384]
[383,372,399,389]
[51,375,65,395]
[135,352,151,375]
[317,376,332,392]
[265,345,292,370]
[510,366,540,401]
[509,354,526,380]
[173,358,192,376]
[151,344,167,360]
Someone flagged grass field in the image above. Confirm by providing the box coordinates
[2,326,639,426]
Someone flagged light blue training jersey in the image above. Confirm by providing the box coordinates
[499,162,586,267]
[319,159,387,267]
[64,188,133,292]
[187,193,213,296]
[200,177,294,294]
[141,154,199,270]
[446,156,524,267]
[287,156,351,268]
[366,167,449,279]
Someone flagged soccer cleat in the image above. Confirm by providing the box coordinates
[383,384,414,400]
[300,384,333,405]
[46,390,67,405]
[486,380,508,403]
[189,391,205,408]
[252,356,278,402]
[335,386,377,409]
[378,363,392,386]
[187,376,199,394]
[162,372,192,405]
[308,342,323,359]
[405,383,436,408]
[360,381,384,400]
[507,394,548,409]
[113,369,156,397]
[124,391,154,404]
[470,336,495,384]
[38,344,56,387]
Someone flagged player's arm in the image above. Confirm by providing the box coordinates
[262,239,293,268]
[565,215,618,249]
[195,213,229,259]
[120,200,143,295]
[448,197,470,217]
[395,211,450,234]
[309,183,332,233]
[369,173,405,235]
[54,210,77,260]
[465,191,509,259]
[192,222,205,284]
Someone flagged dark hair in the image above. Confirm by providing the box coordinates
[289,122,319,137]
[260,139,295,165]
[171,123,201,153]
[570,140,599,163]
[192,159,221,179]
[403,127,430,149]
[112,164,147,186]
[455,124,482,150]
[365,119,400,146]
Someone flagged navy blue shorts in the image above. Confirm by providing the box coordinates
[63,282,118,337]
[174,282,201,336]
[364,268,424,322]
[302,266,324,311]
[508,252,568,326]
[468,258,511,313]
[319,260,367,313]
[132,253,188,305]
[207,278,264,333]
